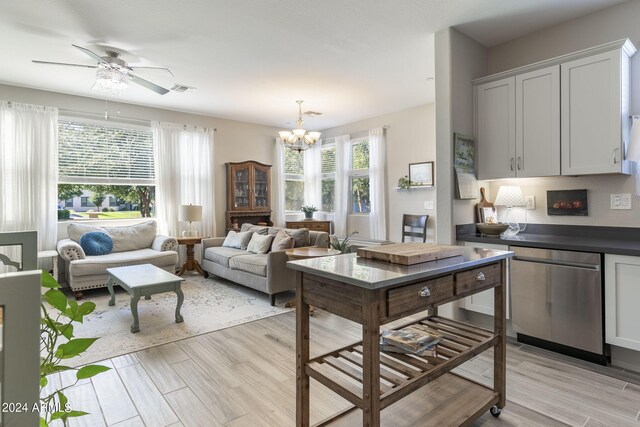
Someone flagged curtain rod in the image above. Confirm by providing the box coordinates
[59,108,151,126]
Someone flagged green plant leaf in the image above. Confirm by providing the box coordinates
[57,338,98,359]
[43,289,67,312]
[65,410,89,418]
[57,391,68,409]
[56,323,74,340]
[40,376,48,388]
[40,416,48,427]
[41,272,60,289]
[78,301,96,316]
[77,365,110,380]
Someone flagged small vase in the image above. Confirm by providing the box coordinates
[304,211,314,220]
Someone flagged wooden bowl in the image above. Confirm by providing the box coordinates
[476,223,509,236]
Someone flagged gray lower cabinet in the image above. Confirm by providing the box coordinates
[605,254,640,351]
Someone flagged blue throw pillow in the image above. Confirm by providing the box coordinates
[80,231,113,256]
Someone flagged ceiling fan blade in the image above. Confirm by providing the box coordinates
[129,73,170,95]
[32,60,97,68]
[72,44,108,64]
[130,66,174,77]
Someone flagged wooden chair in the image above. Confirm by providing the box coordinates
[401,214,429,243]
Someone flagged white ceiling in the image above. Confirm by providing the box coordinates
[0,0,627,129]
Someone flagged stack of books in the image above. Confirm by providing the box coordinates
[380,324,443,357]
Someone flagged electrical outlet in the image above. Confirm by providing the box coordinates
[611,194,632,209]
[424,200,434,210]
[525,196,536,210]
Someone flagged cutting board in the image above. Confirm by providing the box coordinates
[357,243,464,266]
[475,187,494,223]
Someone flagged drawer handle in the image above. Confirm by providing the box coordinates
[418,286,431,297]
[476,272,485,281]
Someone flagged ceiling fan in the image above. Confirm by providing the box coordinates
[32,44,173,95]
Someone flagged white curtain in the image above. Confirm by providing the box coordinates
[153,122,215,242]
[369,127,387,240]
[0,101,58,252]
[272,138,286,227]
[333,135,351,236]
[303,144,322,210]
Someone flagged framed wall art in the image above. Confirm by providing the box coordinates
[409,161,434,187]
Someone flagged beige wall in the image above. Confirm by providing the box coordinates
[0,84,280,235]
[483,0,640,227]
[435,28,489,244]
[320,104,436,242]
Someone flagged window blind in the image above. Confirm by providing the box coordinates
[58,120,154,185]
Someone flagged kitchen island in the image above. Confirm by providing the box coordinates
[287,248,513,426]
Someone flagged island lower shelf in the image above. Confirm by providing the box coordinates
[306,315,497,418]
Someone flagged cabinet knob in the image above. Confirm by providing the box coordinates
[418,286,431,297]
[476,272,486,281]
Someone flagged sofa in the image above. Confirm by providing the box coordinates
[201,224,329,305]
[56,220,179,294]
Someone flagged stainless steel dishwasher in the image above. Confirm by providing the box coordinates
[510,246,607,364]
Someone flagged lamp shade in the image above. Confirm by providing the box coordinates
[627,116,640,162]
[494,186,525,207]
[179,204,202,222]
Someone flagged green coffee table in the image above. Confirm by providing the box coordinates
[106,264,185,333]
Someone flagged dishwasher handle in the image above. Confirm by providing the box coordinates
[512,255,600,271]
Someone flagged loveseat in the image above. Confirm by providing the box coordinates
[201,224,329,305]
[57,220,179,294]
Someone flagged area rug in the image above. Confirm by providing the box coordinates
[68,275,292,367]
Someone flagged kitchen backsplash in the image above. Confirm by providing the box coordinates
[485,174,640,227]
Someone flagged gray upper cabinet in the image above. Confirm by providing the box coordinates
[477,77,515,180]
[474,39,635,180]
[561,45,634,175]
[516,66,560,177]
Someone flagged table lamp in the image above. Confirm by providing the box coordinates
[179,204,202,237]
[494,185,525,237]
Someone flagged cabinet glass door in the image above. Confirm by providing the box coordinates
[232,166,250,210]
[253,166,270,209]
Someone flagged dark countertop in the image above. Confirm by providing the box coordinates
[456,223,640,256]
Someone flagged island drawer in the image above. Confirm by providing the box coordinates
[387,275,454,316]
[455,262,501,295]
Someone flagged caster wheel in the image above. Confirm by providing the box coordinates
[490,406,501,417]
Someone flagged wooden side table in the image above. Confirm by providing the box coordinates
[286,220,332,233]
[176,236,207,276]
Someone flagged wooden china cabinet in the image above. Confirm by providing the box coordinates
[225,161,272,232]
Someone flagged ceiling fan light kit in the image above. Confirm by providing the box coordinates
[33,44,174,96]
[278,100,321,152]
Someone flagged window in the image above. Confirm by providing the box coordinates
[321,142,336,212]
[57,119,156,218]
[350,138,370,213]
[284,149,304,211]
[64,199,73,208]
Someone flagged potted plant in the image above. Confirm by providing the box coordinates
[300,205,318,220]
[330,231,358,254]
[40,272,109,426]
[397,175,412,190]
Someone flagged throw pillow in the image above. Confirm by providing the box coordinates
[79,232,113,256]
[222,231,253,250]
[246,233,275,254]
[271,230,295,251]
[240,223,269,234]
[285,228,311,248]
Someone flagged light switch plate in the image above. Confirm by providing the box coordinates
[525,196,536,210]
[424,200,434,210]
[611,194,632,209]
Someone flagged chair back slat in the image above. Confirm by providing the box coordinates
[401,214,429,243]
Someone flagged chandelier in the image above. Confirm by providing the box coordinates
[92,66,129,94]
[278,100,321,152]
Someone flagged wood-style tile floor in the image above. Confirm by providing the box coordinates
[46,310,640,427]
